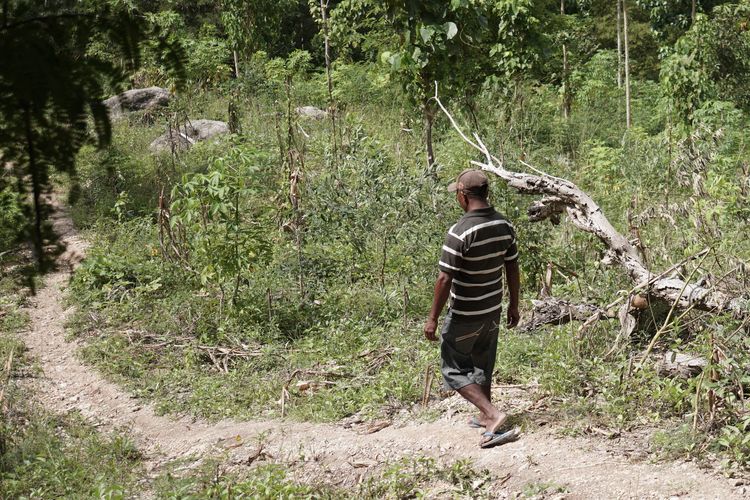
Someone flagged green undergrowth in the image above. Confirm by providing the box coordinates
[0,254,142,498]
[155,456,495,499]
[0,408,142,499]
[64,221,436,422]
[521,480,569,498]
[0,265,30,337]
[68,264,438,421]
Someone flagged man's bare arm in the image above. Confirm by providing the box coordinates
[505,259,520,328]
[424,271,453,341]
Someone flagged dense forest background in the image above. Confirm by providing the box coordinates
[1,0,750,496]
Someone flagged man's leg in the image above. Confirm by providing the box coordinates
[468,320,499,428]
[481,383,491,402]
[467,383,493,427]
[441,315,504,433]
[457,383,506,433]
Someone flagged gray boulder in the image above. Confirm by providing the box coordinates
[296,106,327,120]
[104,87,170,118]
[149,119,230,154]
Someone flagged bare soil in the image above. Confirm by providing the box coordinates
[19,200,748,499]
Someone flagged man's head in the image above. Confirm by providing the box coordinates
[447,169,489,210]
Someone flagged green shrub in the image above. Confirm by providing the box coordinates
[0,411,141,498]
[185,25,233,88]
[71,217,163,305]
[0,186,24,253]
[168,151,273,313]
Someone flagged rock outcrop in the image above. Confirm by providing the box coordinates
[149,119,229,154]
[104,87,171,118]
[296,106,327,120]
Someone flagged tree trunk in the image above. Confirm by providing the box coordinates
[521,297,613,332]
[616,0,623,89]
[285,76,294,177]
[320,0,337,160]
[623,0,632,128]
[380,234,387,290]
[231,190,242,305]
[561,0,571,119]
[691,0,697,24]
[656,351,708,379]
[562,44,571,119]
[22,102,44,267]
[424,99,436,169]
[233,50,240,79]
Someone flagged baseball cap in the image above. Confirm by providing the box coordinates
[447,168,489,194]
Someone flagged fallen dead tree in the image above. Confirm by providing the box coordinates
[434,88,749,327]
[656,351,708,379]
[520,262,615,331]
[520,297,613,332]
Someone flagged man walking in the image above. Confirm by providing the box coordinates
[424,168,521,448]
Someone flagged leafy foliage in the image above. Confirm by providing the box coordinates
[378,0,549,102]
[168,149,272,308]
[183,24,233,87]
[636,0,734,44]
[661,1,750,125]
[0,0,184,264]
[0,187,24,253]
[221,0,296,62]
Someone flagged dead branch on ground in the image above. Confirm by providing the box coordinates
[656,351,708,379]
[521,297,613,332]
[198,345,263,373]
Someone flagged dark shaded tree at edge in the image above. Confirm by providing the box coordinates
[0,0,184,270]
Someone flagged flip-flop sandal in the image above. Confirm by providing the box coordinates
[468,416,483,428]
[479,428,520,449]
[470,416,512,433]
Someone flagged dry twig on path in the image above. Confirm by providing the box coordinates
[422,364,434,406]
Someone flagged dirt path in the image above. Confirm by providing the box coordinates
[20,201,747,499]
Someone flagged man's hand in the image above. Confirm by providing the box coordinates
[424,318,439,341]
[507,304,520,328]
[425,271,452,342]
[505,259,521,329]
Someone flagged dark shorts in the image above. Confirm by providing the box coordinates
[440,311,500,391]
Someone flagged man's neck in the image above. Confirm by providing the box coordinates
[465,199,491,212]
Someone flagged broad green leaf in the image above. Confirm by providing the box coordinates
[445,22,458,40]
[390,53,401,71]
[419,26,435,43]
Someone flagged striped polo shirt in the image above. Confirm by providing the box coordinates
[438,206,518,321]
